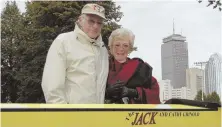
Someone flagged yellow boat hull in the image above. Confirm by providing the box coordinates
[1,103,221,127]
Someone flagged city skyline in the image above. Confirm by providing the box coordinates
[116,1,221,81]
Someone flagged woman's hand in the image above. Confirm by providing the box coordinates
[105,80,139,100]
[106,81,124,99]
[121,86,138,98]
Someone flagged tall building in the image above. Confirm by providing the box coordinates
[159,79,172,103]
[161,34,189,88]
[159,79,191,103]
[172,87,191,99]
[205,53,222,98]
[186,68,204,99]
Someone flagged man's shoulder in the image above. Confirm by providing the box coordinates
[56,31,75,40]
[52,31,76,46]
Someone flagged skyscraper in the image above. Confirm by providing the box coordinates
[159,79,172,103]
[205,53,222,98]
[186,68,204,99]
[161,34,189,88]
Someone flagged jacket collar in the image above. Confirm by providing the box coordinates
[110,57,130,72]
[74,24,103,47]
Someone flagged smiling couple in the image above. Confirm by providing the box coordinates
[41,3,160,104]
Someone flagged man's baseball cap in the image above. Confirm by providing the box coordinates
[81,3,106,20]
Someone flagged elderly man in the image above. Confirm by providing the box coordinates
[41,3,109,104]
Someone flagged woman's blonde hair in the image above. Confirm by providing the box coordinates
[108,28,137,53]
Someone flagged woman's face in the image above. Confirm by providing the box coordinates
[111,38,130,63]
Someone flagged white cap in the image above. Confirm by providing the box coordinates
[81,3,106,19]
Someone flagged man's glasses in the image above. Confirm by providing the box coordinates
[85,17,103,27]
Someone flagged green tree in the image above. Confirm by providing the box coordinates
[194,90,221,104]
[194,90,206,101]
[198,0,221,11]
[11,1,123,103]
[205,92,221,104]
[1,1,25,103]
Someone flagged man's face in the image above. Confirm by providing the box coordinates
[80,14,104,39]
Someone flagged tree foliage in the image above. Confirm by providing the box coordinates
[205,91,221,104]
[198,0,221,11]
[194,90,206,101]
[1,1,123,103]
[1,1,25,102]
[195,90,221,104]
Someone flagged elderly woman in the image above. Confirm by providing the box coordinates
[105,28,160,104]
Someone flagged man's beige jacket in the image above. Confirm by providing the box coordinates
[41,25,109,104]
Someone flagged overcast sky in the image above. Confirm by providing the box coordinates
[116,1,221,80]
[1,0,221,81]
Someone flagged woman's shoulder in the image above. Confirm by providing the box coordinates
[130,57,153,70]
[130,57,150,65]
[128,57,143,62]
